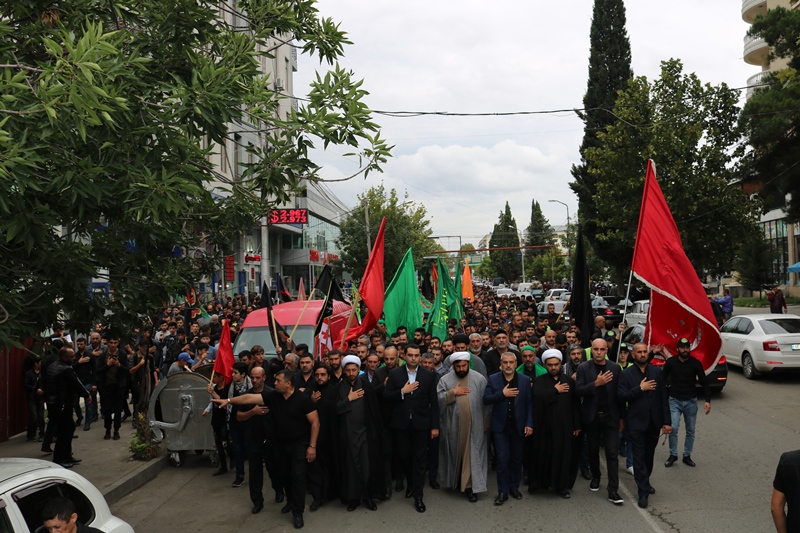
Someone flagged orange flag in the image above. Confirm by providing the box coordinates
[462,261,474,301]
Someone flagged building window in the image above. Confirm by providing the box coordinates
[763,220,789,285]
[282,234,303,250]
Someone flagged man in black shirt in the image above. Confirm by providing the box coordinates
[662,338,711,468]
[44,348,92,468]
[772,449,800,533]
[218,369,319,529]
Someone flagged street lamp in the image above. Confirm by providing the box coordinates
[549,199,571,269]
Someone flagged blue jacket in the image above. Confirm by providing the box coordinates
[483,372,534,436]
[618,364,670,431]
[714,294,733,314]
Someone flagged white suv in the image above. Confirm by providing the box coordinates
[0,458,133,533]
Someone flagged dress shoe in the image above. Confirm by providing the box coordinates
[67,457,82,463]
[41,446,53,454]
[212,467,227,477]
[58,462,74,469]
[251,503,263,514]
[509,488,523,500]
[638,495,648,508]
[429,478,440,490]
[405,488,413,499]
[466,488,478,503]
[494,492,508,505]
[608,492,623,504]
[104,431,111,441]
[395,479,404,492]
[580,468,592,480]
[293,514,304,529]
[664,455,678,467]
[363,498,377,511]
[113,432,120,441]
[309,500,322,512]
[648,487,656,495]
[281,502,292,514]
[682,456,696,467]
[232,477,244,488]
[275,492,285,503]
[72,434,78,439]
[347,501,359,512]
[83,423,90,431]
[589,478,600,491]
[559,490,571,499]
[414,498,426,513]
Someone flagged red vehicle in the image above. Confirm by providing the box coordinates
[233,300,352,359]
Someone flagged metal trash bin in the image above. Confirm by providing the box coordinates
[147,370,216,467]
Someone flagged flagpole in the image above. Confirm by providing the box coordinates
[288,288,317,344]
[339,289,361,350]
[621,268,634,326]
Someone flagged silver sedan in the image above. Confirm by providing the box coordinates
[720,314,800,379]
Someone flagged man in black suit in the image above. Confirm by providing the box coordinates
[619,343,671,509]
[383,343,440,513]
[576,338,625,505]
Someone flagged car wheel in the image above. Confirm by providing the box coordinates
[742,352,759,380]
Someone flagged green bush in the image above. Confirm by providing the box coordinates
[129,413,159,461]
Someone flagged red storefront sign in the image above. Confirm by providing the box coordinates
[309,249,320,262]
[269,209,308,224]
[225,255,235,280]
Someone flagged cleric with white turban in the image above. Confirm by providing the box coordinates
[541,349,562,363]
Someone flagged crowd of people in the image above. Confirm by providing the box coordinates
[24,286,719,530]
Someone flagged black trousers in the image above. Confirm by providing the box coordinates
[211,418,231,470]
[427,435,440,482]
[27,397,45,440]
[42,401,58,448]
[249,435,283,505]
[53,405,76,464]
[629,421,660,497]
[275,439,308,516]
[586,411,619,493]
[395,426,429,499]
[101,385,123,432]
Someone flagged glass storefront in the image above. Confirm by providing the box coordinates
[763,220,789,285]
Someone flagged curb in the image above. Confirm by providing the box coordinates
[102,453,168,505]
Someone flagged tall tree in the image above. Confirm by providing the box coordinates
[734,230,777,295]
[570,0,633,254]
[488,202,521,282]
[0,0,390,348]
[585,59,762,284]
[524,200,554,258]
[335,184,434,284]
[740,7,800,220]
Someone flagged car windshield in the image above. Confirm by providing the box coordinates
[233,325,316,357]
[759,318,800,335]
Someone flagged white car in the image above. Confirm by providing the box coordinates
[720,314,800,379]
[545,288,568,301]
[0,458,134,533]
[626,300,650,326]
[495,288,514,298]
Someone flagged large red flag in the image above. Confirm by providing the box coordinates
[213,319,235,385]
[631,160,722,372]
[343,217,386,344]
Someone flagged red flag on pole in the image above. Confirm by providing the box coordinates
[631,160,722,372]
[214,319,235,385]
[342,217,386,345]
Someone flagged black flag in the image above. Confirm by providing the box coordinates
[571,226,594,349]
[420,267,434,300]
[313,265,346,337]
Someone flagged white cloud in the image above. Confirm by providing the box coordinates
[297,0,755,245]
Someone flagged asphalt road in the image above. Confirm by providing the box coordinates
[111,369,800,533]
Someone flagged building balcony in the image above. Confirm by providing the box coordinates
[746,70,769,99]
[742,0,767,23]
[744,34,769,66]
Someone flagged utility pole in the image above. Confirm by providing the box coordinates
[364,201,372,254]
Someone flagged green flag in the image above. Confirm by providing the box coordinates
[383,249,423,334]
[449,261,464,321]
[426,258,451,340]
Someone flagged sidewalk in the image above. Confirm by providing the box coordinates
[732,304,800,316]
[0,417,165,504]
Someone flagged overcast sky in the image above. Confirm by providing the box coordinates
[294,0,756,249]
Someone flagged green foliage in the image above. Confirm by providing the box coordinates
[734,230,777,292]
[129,413,160,461]
[524,200,554,257]
[0,0,390,347]
[570,0,633,257]
[474,255,497,280]
[488,202,521,282]
[584,59,761,283]
[529,249,570,285]
[741,7,800,220]
[335,184,434,284]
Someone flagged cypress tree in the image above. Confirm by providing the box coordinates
[524,200,555,258]
[570,0,633,249]
[489,202,522,282]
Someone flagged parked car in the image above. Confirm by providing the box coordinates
[0,458,134,533]
[495,288,514,298]
[625,300,650,326]
[545,288,568,301]
[620,324,728,391]
[720,314,800,379]
[529,288,545,303]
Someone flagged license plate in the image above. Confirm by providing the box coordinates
[792,344,800,350]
